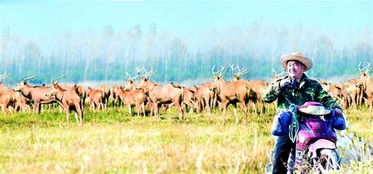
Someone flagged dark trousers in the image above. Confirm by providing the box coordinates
[272,135,295,174]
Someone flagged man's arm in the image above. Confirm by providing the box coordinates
[263,81,282,103]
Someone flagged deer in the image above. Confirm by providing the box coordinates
[358,62,373,109]
[230,64,268,114]
[117,87,147,116]
[148,83,184,119]
[110,85,123,107]
[136,67,157,93]
[328,83,351,109]
[195,83,217,113]
[183,86,197,113]
[47,81,84,126]
[86,87,105,111]
[99,85,110,109]
[13,76,60,113]
[0,72,16,114]
[213,66,254,123]
[0,72,11,90]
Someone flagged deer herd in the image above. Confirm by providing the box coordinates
[0,63,372,126]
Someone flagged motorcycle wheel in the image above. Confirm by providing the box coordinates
[316,149,341,172]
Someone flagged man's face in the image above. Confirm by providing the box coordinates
[286,60,305,79]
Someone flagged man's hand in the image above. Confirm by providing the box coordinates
[279,78,291,88]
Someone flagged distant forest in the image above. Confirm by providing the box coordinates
[1,23,372,85]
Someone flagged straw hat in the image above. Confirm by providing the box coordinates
[281,51,313,71]
[298,101,331,116]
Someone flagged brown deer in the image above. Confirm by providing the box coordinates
[110,85,123,107]
[0,72,11,90]
[183,86,197,113]
[230,64,268,114]
[0,89,17,114]
[358,62,373,109]
[213,66,254,123]
[99,85,110,109]
[86,87,105,111]
[14,76,59,113]
[136,68,157,93]
[117,87,147,116]
[215,78,254,124]
[195,83,217,113]
[48,82,84,126]
[0,72,16,113]
[246,80,268,114]
[148,83,184,119]
[328,83,351,109]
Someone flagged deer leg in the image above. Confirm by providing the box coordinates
[221,99,228,123]
[65,107,70,125]
[141,102,145,116]
[239,101,248,124]
[36,102,41,114]
[196,99,201,113]
[135,104,140,116]
[232,103,239,124]
[1,104,7,114]
[89,101,94,111]
[206,97,211,114]
[201,99,205,112]
[155,102,160,119]
[74,112,78,124]
[128,104,132,116]
[74,102,83,127]
[174,100,183,120]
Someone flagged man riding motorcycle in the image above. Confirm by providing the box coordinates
[263,51,344,174]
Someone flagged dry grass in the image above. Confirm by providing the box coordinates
[0,106,371,173]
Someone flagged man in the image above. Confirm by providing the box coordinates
[263,51,342,173]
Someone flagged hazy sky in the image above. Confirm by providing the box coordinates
[0,0,372,36]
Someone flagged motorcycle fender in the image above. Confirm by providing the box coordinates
[308,139,336,158]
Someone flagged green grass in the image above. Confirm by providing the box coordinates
[0,106,372,173]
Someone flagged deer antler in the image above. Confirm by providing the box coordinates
[126,72,138,81]
[235,65,250,77]
[141,67,156,80]
[0,72,10,82]
[22,75,34,82]
[145,68,156,79]
[218,66,228,77]
[358,62,363,72]
[211,65,218,76]
[365,63,372,73]
[51,74,65,84]
[136,66,145,75]
[358,62,372,73]
[229,64,238,74]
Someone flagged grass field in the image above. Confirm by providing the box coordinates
[0,106,372,173]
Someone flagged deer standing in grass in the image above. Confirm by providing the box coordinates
[87,87,105,111]
[48,82,84,126]
[14,76,59,113]
[117,86,147,116]
[213,66,254,123]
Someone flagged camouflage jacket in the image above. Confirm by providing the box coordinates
[263,74,341,110]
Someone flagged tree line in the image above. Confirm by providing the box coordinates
[1,23,372,85]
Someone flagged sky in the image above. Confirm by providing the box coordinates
[1,0,372,37]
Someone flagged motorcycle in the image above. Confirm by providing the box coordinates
[266,101,346,173]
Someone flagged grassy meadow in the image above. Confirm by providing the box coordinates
[0,105,372,173]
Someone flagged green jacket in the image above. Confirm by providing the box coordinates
[263,74,341,110]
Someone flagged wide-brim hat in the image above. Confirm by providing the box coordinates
[298,101,331,116]
[281,51,313,71]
